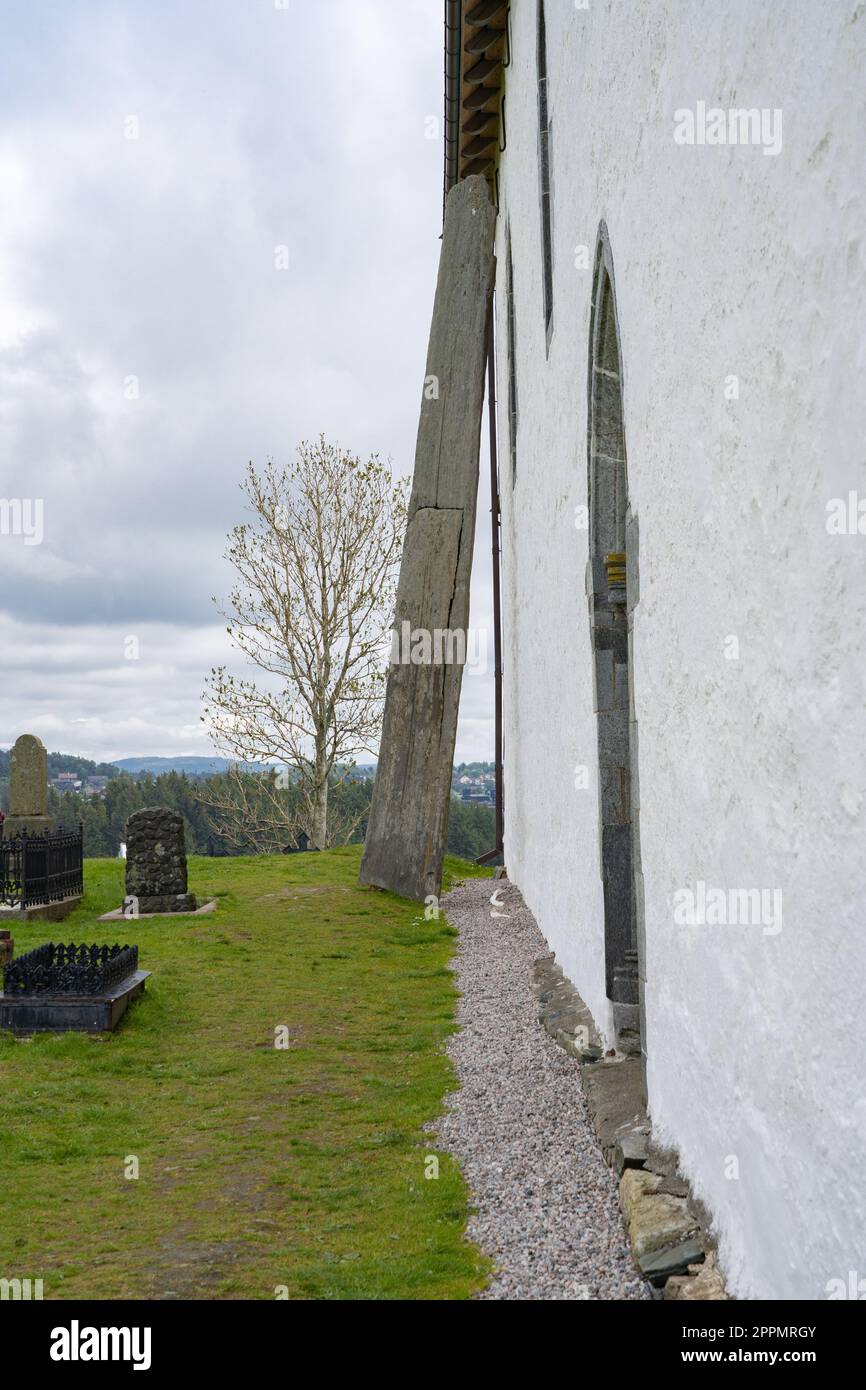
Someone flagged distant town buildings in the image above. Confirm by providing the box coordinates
[453,767,496,805]
[50,771,80,793]
[50,772,110,798]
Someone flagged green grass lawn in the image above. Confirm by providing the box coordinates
[0,846,491,1300]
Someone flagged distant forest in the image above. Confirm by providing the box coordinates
[0,752,496,862]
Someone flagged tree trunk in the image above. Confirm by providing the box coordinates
[311,780,328,849]
[311,734,329,849]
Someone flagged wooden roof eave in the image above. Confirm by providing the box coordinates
[443,0,508,214]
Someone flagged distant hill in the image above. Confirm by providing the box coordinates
[111,757,380,778]
[111,756,264,776]
[0,749,119,780]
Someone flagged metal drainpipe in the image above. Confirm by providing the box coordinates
[474,321,505,869]
[487,321,504,857]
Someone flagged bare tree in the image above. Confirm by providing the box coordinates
[195,765,367,855]
[202,437,407,848]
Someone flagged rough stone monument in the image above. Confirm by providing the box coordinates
[3,734,53,838]
[359,175,496,901]
[124,808,197,914]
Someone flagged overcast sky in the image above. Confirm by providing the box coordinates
[0,0,495,765]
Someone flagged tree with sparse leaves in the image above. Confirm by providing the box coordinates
[201,437,407,849]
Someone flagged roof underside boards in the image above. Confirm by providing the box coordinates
[443,0,507,213]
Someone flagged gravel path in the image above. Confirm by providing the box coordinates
[433,877,650,1300]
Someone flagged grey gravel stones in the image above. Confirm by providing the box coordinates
[434,877,650,1301]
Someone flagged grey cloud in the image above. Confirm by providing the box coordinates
[0,0,494,761]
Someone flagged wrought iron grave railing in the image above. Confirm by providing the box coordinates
[3,942,138,996]
[0,825,84,909]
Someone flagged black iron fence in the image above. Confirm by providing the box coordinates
[0,825,84,909]
[3,941,137,996]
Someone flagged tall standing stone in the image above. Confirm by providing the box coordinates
[359,176,496,901]
[125,808,197,914]
[3,734,53,838]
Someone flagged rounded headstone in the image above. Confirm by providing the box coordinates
[3,733,53,837]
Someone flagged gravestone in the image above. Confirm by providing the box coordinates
[3,734,53,838]
[125,808,197,914]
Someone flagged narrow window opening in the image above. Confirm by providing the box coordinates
[537,0,554,336]
[587,226,645,1070]
[506,228,518,484]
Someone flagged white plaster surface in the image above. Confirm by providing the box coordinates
[493,0,866,1300]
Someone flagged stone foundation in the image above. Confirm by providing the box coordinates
[531,949,730,1300]
[0,896,81,924]
[2,814,55,838]
[133,892,198,915]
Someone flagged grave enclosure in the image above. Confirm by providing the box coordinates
[0,734,83,921]
[0,941,149,1034]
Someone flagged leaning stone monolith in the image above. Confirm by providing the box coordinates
[359,175,496,901]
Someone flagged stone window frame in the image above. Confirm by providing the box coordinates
[585,221,647,1073]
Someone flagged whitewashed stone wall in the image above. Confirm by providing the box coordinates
[494,0,866,1300]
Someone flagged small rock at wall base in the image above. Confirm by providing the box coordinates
[615,1026,642,1057]
[554,1030,602,1062]
[663,1251,729,1300]
[619,1168,698,1258]
[615,1130,649,1174]
[638,1238,705,1285]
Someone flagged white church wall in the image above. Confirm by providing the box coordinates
[494,0,866,1299]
